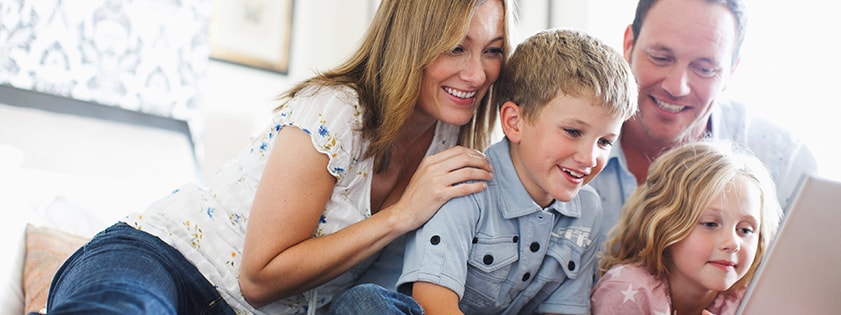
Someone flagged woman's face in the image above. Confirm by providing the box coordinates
[417,0,505,126]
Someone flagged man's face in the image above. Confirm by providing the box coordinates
[623,0,739,144]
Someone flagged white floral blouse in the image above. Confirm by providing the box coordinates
[123,85,460,314]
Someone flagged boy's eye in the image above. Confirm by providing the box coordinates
[563,128,582,137]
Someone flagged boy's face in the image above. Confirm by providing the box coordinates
[502,93,622,207]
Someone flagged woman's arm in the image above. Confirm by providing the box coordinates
[239,127,492,307]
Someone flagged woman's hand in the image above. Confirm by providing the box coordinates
[385,145,493,233]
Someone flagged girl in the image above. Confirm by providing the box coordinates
[591,140,782,315]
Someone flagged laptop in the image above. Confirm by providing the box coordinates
[736,174,841,314]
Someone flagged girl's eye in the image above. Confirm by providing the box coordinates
[738,227,755,235]
[701,221,719,229]
[598,138,614,148]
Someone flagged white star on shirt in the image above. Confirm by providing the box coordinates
[622,284,637,303]
[607,265,625,278]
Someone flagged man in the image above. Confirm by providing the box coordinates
[589,0,817,234]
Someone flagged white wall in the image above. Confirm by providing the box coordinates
[199,0,376,179]
[200,0,841,182]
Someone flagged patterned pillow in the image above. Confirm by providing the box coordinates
[23,224,89,314]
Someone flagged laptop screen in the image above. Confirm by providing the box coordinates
[737,174,841,314]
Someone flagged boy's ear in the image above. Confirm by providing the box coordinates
[500,101,523,143]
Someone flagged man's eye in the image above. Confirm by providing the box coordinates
[649,55,671,65]
[693,65,720,78]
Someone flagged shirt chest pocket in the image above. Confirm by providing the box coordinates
[467,235,519,274]
[546,237,585,280]
[462,236,519,311]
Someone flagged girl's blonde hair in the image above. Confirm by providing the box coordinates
[277,0,512,172]
[599,140,782,292]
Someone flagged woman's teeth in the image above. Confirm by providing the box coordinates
[445,87,476,99]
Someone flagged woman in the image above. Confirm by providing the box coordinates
[44,0,511,314]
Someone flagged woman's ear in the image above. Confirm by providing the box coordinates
[500,101,523,143]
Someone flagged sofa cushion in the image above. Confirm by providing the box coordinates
[23,224,89,314]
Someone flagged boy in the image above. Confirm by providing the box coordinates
[396,28,638,314]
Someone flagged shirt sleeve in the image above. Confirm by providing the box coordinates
[397,194,482,299]
[275,86,364,179]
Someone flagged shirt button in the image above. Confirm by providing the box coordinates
[568,261,576,271]
[512,236,519,243]
[522,272,531,281]
[472,237,478,244]
[530,242,540,252]
[483,254,494,265]
[430,235,440,245]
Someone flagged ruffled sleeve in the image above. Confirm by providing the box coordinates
[271,85,366,180]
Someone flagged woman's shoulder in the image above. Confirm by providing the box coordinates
[276,84,364,128]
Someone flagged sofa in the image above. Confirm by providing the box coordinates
[0,87,202,314]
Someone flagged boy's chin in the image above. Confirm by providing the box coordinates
[553,188,581,202]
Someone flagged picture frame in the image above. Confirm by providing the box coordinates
[209,0,294,74]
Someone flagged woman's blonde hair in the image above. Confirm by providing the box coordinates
[598,140,782,292]
[277,0,512,172]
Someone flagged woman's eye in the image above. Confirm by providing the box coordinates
[449,46,466,54]
[485,47,504,56]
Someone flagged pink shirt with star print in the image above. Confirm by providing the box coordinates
[591,264,745,315]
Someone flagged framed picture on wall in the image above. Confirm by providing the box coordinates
[209,0,294,74]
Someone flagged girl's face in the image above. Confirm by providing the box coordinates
[667,176,762,294]
[417,0,505,126]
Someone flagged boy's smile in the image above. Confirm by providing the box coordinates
[502,93,622,207]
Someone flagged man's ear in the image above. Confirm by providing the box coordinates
[622,24,635,63]
[500,101,523,143]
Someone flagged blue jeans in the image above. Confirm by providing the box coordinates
[46,222,235,315]
[328,283,424,315]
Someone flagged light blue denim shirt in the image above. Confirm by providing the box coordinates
[397,138,602,315]
[589,99,818,235]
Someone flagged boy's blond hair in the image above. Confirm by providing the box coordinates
[493,28,637,122]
